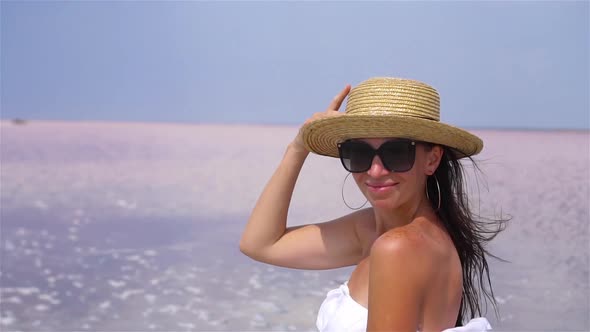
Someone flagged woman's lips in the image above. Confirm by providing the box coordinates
[366,182,398,193]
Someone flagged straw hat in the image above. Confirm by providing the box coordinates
[301,77,483,158]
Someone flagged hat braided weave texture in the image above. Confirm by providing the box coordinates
[301,77,483,158]
[345,78,440,121]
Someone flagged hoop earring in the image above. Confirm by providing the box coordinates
[426,175,441,211]
[342,172,368,210]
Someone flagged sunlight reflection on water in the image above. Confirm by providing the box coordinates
[1,121,588,331]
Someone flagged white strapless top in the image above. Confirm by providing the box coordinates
[316,282,492,332]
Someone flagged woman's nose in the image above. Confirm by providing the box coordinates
[367,155,390,177]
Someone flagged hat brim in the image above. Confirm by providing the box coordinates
[301,114,483,159]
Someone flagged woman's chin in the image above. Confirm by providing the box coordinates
[368,198,398,210]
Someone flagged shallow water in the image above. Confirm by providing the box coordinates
[1,121,588,331]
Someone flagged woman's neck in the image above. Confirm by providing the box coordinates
[372,195,433,235]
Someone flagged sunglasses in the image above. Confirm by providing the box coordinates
[337,139,417,173]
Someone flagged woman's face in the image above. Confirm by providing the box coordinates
[350,138,442,211]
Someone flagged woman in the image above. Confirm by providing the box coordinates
[240,78,506,331]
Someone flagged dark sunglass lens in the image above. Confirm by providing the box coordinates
[380,141,416,172]
[340,141,373,172]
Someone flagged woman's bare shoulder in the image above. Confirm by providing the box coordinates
[370,223,440,270]
[367,223,434,329]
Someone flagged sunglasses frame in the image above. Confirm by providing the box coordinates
[337,139,417,173]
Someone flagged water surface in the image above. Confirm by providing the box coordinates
[1,121,588,331]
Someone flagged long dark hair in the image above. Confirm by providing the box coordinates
[426,146,508,326]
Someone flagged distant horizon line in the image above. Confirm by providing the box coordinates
[1,118,589,133]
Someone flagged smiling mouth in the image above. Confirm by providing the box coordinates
[366,182,398,190]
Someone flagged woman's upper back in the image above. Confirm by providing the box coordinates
[350,209,463,330]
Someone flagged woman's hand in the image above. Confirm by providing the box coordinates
[291,84,351,153]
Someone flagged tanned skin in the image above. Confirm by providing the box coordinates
[240,85,462,331]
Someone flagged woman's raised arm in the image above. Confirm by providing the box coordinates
[239,85,366,270]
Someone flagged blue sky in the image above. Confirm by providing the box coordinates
[1,1,588,129]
